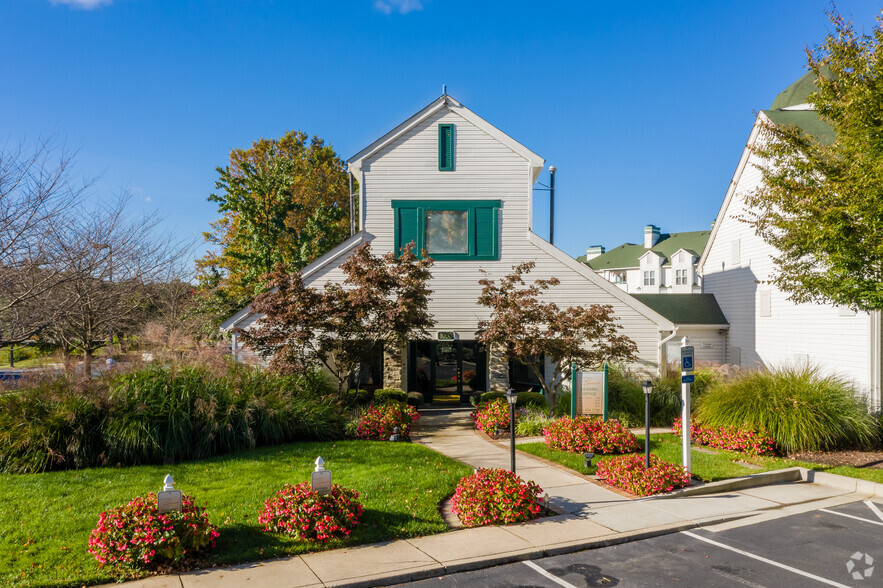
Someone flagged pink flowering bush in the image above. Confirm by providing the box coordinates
[672,418,776,456]
[452,468,543,527]
[596,454,691,496]
[544,416,640,454]
[259,482,364,542]
[87,492,219,571]
[472,399,510,435]
[356,401,420,440]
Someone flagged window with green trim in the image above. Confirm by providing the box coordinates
[438,124,454,171]
[392,200,500,260]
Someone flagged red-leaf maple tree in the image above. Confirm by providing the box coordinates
[476,261,637,415]
[238,242,434,392]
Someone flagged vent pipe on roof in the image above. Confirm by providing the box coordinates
[549,166,556,245]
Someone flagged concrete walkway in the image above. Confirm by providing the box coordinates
[115,407,883,588]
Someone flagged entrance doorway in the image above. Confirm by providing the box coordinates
[407,340,487,403]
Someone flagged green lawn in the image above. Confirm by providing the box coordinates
[0,440,472,588]
[518,433,883,485]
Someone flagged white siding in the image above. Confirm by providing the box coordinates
[702,122,875,397]
[302,105,667,372]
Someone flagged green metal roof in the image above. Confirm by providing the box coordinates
[631,294,729,325]
[760,109,835,144]
[578,230,710,270]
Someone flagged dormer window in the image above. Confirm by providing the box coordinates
[438,124,454,171]
[675,269,688,285]
[392,199,499,260]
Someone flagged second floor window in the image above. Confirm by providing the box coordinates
[613,272,626,284]
[675,269,688,285]
[643,271,655,286]
[392,199,500,260]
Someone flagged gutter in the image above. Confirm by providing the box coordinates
[657,327,680,376]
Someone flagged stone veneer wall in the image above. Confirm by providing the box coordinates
[383,345,404,389]
[488,344,509,391]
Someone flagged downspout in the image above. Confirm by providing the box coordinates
[657,327,680,377]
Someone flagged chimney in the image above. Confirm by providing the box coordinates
[644,225,660,248]
[585,245,605,261]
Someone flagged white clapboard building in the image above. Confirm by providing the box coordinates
[223,94,689,401]
[700,72,882,411]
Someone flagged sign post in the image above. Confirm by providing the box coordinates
[157,474,183,513]
[311,456,332,495]
[680,338,694,474]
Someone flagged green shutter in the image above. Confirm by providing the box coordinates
[396,207,419,256]
[438,124,454,171]
[474,206,498,259]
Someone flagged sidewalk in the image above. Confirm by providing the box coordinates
[115,406,883,588]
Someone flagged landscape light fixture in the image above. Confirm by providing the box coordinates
[642,380,654,469]
[505,388,518,473]
[584,452,595,470]
[389,426,400,443]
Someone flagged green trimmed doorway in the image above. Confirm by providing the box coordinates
[407,340,487,404]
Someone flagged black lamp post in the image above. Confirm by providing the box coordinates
[642,380,654,469]
[506,388,518,473]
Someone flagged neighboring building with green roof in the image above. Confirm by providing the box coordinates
[577,225,710,294]
[699,71,881,412]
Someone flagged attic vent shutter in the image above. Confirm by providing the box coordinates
[438,124,454,171]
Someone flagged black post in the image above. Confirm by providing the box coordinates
[549,166,556,245]
[9,344,13,368]
[645,390,651,469]
[510,400,516,473]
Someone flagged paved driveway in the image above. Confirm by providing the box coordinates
[396,498,883,587]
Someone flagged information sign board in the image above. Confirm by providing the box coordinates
[681,374,695,384]
[157,490,183,513]
[574,371,605,416]
[311,470,332,495]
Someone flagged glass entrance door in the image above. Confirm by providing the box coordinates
[407,340,487,403]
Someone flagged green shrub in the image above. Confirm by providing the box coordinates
[514,408,555,437]
[0,364,344,473]
[481,390,547,409]
[374,388,407,404]
[341,388,374,408]
[606,365,702,427]
[607,410,635,428]
[695,364,879,453]
[480,391,505,403]
[0,379,107,473]
[407,391,424,407]
[554,391,571,416]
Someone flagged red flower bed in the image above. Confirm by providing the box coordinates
[357,401,420,440]
[596,454,691,496]
[452,468,543,527]
[88,492,219,571]
[472,399,510,435]
[672,418,775,456]
[258,482,364,542]
[543,416,640,454]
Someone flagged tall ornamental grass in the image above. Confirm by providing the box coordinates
[0,364,343,473]
[695,364,878,453]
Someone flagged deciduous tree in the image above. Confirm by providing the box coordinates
[744,8,883,311]
[196,131,352,323]
[476,262,637,415]
[239,243,433,392]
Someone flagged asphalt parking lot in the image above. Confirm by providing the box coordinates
[396,498,882,587]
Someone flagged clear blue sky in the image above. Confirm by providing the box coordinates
[3,0,882,265]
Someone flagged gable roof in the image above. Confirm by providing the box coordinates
[347,94,545,182]
[578,230,710,270]
[700,72,835,270]
[528,232,675,330]
[630,294,729,326]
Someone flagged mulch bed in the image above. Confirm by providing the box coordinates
[786,449,883,469]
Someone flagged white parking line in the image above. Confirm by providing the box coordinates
[523,560,579,588]
[865,500,883,523]
[819,508,883,527]
[682,531,851,588]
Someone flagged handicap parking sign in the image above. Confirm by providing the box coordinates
[680,346,694,372]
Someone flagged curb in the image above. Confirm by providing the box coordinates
[655,467,804,498]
